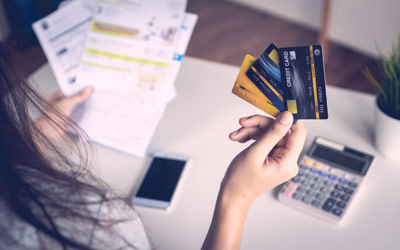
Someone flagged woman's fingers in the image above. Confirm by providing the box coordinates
[276,131,290,148]
[247,112,293,163]
[230,115,276,142]
[284,120,307,159]
[64,86,93,106]
[48,87,92,109]
[47,90,64,104]
[239,114,274,129]
[230,114,304,160]
[50,86,92,117]
[230,126,265,143]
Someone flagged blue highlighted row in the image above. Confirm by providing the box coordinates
[308,168,347,183]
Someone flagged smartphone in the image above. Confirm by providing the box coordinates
[132,153,189,210]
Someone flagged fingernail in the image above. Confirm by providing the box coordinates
[231,130,239,136]
[277,112,292,125]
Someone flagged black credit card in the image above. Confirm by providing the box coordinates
[279,45,328,119]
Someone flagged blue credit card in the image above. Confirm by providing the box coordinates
[246,43,285,111]
[251,43,282,93]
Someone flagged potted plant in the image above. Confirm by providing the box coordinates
[363,36,400,161]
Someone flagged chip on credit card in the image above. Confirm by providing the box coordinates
[232,43,328,120]
[279,45,328,119]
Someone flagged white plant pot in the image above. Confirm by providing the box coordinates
[374,99,400,161]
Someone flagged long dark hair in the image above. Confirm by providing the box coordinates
[0,42,133,249]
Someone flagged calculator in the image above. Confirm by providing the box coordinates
[278,137,374,223]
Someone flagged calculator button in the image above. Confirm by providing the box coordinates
[310,168,320,174]
[328,175,338,181]
[339,179,349,185]
[320,187,329,193]
[313,162,323,169]
[315,193,325,200]
[335,184,345,191]
[337,201,347,209]
[341,195,350,202]
[302,196,312,204]
[315,177,324,183]
[319,172,328,178]
[310,183,319,189]
[299,164,309,170]
[292,192,302,200]
[322,198,336,212]
[281,182,298,197]
[330,191,340,198]
[305,173,313,179]
[349,182,358,188]
[323,180,334,187]
[297,171,304,177]
[292,176,301,183]
[296,186,306,193]
[303,159,313,166]
[306,190,315,197]
[301,180,311,186]
[311,200,321,207]
[332,208,343,217]
[344,188,354,195]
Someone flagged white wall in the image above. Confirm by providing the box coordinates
[230,0,400,57]
[0,0,10,40]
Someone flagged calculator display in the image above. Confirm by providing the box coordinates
[312,146,365,174]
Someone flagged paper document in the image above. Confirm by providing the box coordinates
[76,0,187,96]
[33,0,197,157]
[163,13,198,103]
[32,0,95,96]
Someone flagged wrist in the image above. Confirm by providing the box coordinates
[217,186,253,213]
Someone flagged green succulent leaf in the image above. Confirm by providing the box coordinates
[364,35,400,119]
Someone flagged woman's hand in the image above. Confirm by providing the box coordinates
[34,87,92,143]
[221,112,307,205]
[202,112,307,250]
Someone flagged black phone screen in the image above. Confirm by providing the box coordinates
[136,157,186,202]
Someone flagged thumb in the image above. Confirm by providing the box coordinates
[66,86,93,105]
[249,111,293,161]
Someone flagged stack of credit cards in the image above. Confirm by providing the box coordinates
[232,43,328,119]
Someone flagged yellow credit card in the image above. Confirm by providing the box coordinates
[232,54,280,118]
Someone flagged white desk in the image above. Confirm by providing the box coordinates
[31,57,400,250]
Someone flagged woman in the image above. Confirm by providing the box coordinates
[0,42,149,249]
[0,41,306,249]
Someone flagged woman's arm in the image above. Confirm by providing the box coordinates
[202,189,251,250]
[202,112,307,250]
